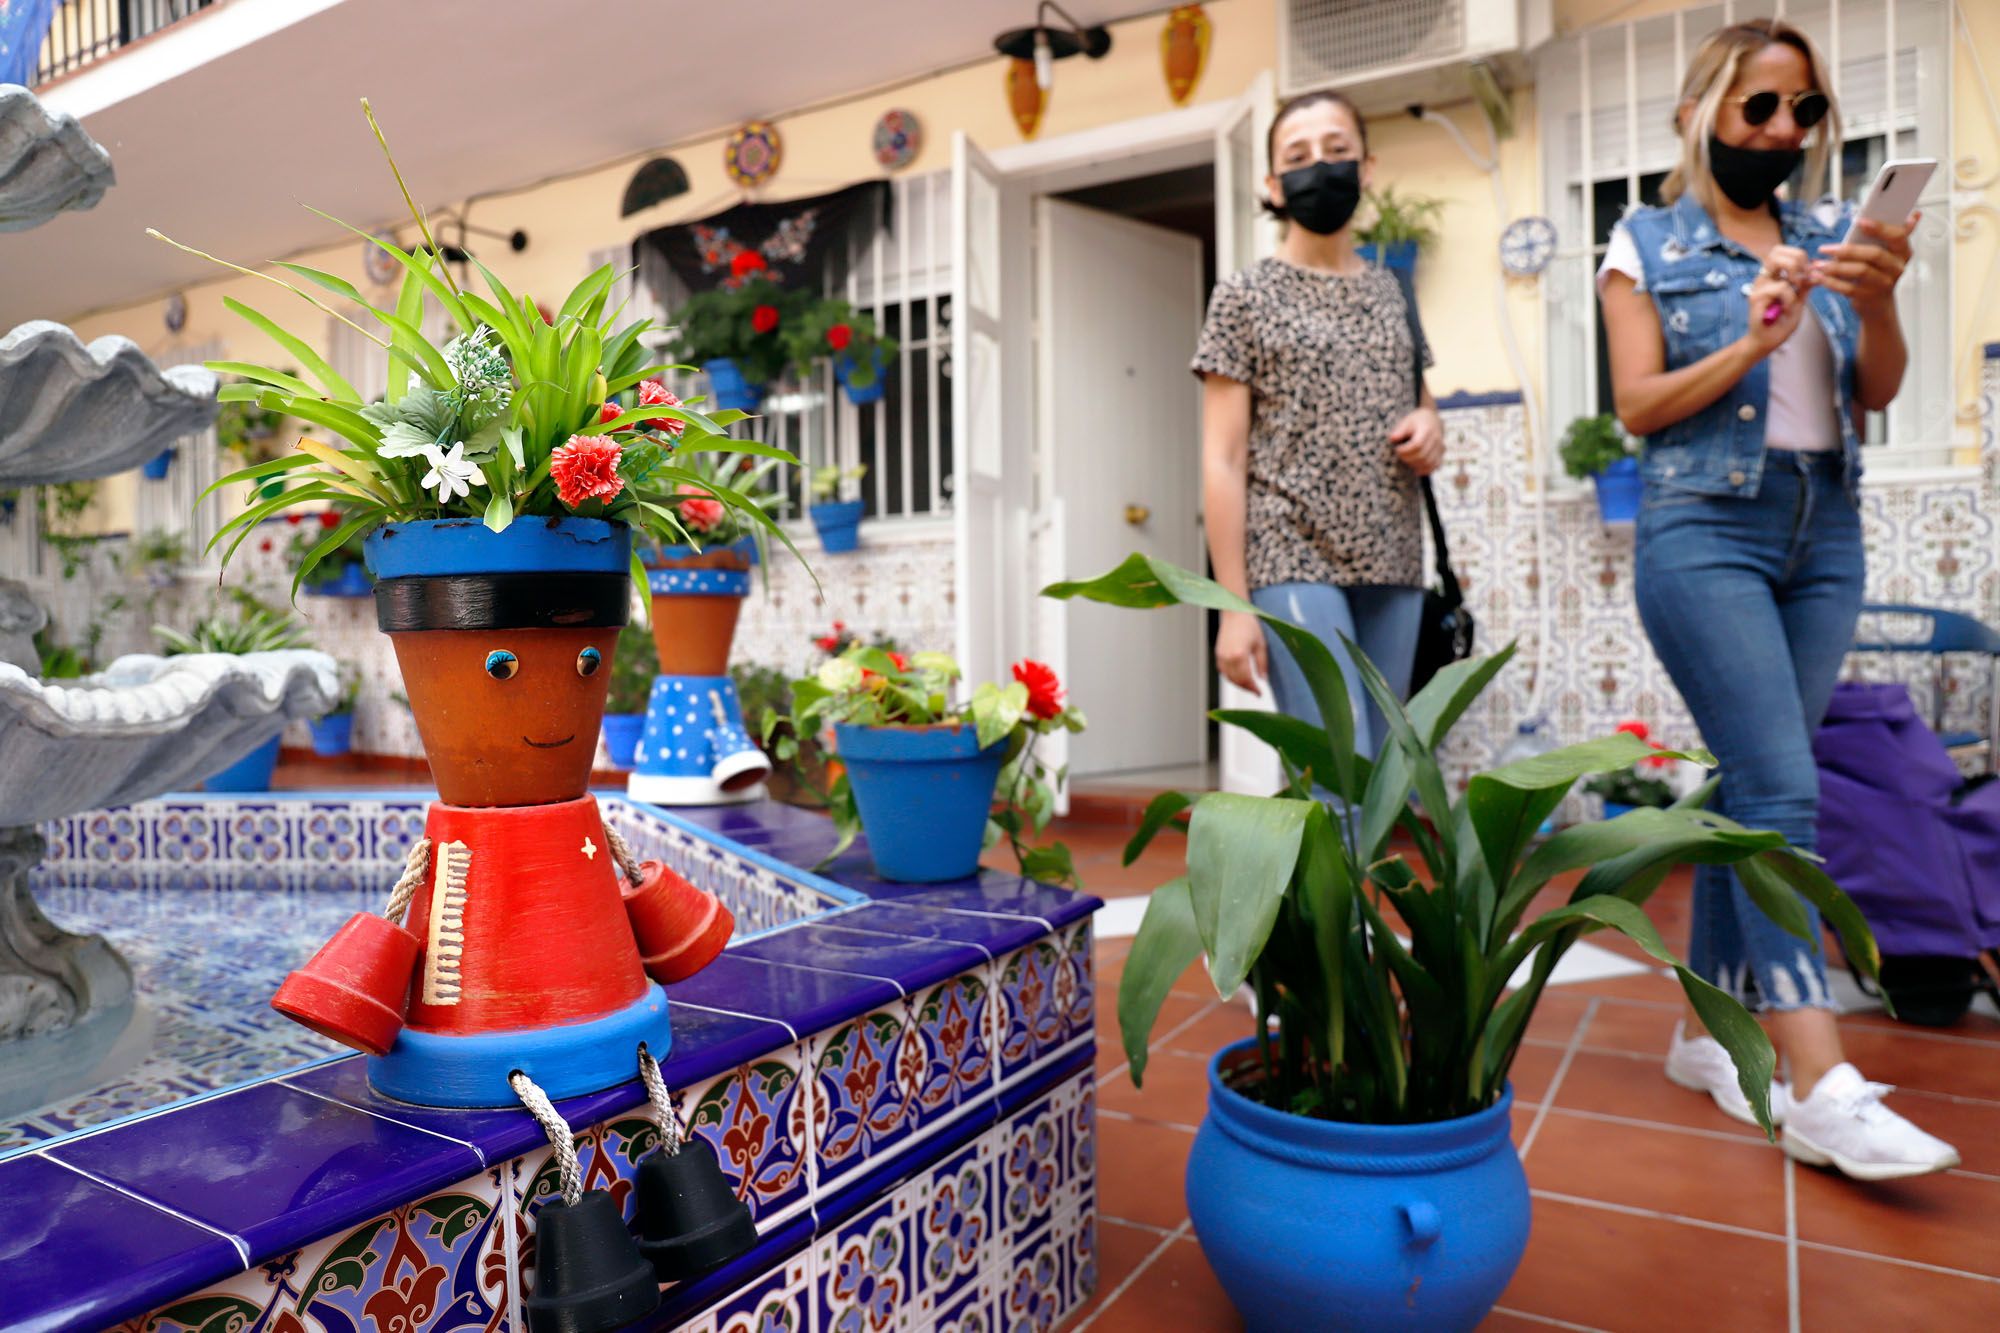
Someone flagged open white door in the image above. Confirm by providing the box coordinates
[1211,72,1284,797]
[952,133,1035,701]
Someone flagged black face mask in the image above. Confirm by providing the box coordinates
[1707,137,1802,209]
[1273,159,1362,235]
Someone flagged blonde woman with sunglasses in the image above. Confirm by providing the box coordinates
[1597,19,1957,1180]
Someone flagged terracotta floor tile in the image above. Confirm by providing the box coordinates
[1877,1090,2000,1177]
[1794,1161,2000,1278]
[1796,1245,2000,1329]
[1556,971,1685,1004]
[1548,1048,1767,1140]
[1496,1196,1788,1330]
[1578,996,1680,1056]
[1099,1049,1211,1130]
[1172,957,1222,1000]
[1082,1237,1238,1333]
[1160,999,1257,1060]
[1065,1218,1174,1327]
[1095,1117,1196,1231]
[1829,1025,2000,1102]
[1838,1005,2000,1045]
[1523,990,1592,1045]
[1478,1311,1607,1332]
[1094,986,1208,1057]
[1504,1040,1565,1106]
[1510,1103,1536,1148]
[1522,1109,1787,1234]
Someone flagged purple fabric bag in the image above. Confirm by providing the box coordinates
[1813,683,1987,956]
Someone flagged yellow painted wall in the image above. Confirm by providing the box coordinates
[60,0,1999,533]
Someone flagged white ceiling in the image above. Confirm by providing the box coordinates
[7,0,1142,331]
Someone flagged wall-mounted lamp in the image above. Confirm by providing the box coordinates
[993,2,1112,92]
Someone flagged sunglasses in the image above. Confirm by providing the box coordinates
[1728,89,1830,129]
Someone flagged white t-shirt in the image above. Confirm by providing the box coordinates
[1598,224,1841,453]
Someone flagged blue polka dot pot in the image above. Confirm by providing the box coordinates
[626,674,771,806]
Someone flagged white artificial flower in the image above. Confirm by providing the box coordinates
[420,442,480,504]
[817,658,864,692]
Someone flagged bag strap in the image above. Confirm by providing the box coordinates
[1390,263,1461,600]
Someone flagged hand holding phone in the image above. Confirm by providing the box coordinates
[1808,158,1934,314]
[1841,158,1935,247]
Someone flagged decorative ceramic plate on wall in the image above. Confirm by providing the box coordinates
[872,109,922,171]
[726,121,782,189]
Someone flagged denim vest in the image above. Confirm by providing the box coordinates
[1620,192,1863,501]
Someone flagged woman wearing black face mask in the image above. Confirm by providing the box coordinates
[1598,19,1956,1181]
[1191,90,1443,770]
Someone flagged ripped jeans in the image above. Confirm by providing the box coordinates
[1250,581,1425,774]
[1634,449,1863,1012]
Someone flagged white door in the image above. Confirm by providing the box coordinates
[1211,72,1283,797]
[1038,198,1206,779]
[952,133,1034,696]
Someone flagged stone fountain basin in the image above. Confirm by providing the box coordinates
[0,321,217,486]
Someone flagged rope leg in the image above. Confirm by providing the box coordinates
[510,1070,582,1207]
[637,1042,682,1155]
[381,836,433,925]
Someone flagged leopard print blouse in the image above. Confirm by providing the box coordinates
[1191,256,1430,591]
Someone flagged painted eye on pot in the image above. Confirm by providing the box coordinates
[576,647,602,677]
[484,650,519,680]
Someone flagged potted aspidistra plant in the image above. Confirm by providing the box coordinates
[1356,184,1444,274]
[784,298,899,405]
[763,648,1085,885]
[1560,412,1642,525]
[808,464,867,554]
[1043,554,1887,1333]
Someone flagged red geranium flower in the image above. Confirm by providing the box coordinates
[550,434,625,508]
[1012,659,1065,721]
[888,650,909,672]
[286,513,304,525]
[751,304,780,335]
[676,483,724,533]
[1616,720,1650,739]
[637,378,686,437]
[813,635,839,653]
[826,323,853,352]
[730,250,767,278]
[319,510,341,529]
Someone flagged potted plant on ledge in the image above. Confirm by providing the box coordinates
[601,621,658,769]
[764,648,1085,885]
[1356,184,1444,275]
[1584,720,1680,819]
[1043,554,1887,1333]
[664,274,803,414]
[309,663,363,757]
[786,298,899,405]
[808,464,868,554]
[1560,412,1642,525]
[155,594,316,791]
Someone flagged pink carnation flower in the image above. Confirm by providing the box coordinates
[677,483,725,533]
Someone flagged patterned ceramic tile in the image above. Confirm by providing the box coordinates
[993,941,1067,1085]
[708,1247,816,1333]
[993,1225,1063,1333]
[811,1002,916,1188]
[814,1188,917,1333]
[995,1090,1062,1251]
[912,1138,995,1320]
[905,969,995,1123]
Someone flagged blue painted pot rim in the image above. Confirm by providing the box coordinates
[1205,1038,1515,1175]
[832,722,1002,763]
[645,534,758,565]
[812,499,865,526]
[364,517,632,579]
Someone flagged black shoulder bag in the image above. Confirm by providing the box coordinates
[1388,266,1475,692]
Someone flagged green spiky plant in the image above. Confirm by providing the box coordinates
[154,594,313,656]
[148,100,805,600]
[1043,555,1887,1134]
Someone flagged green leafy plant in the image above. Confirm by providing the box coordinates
[809,619,898,658]
[323,661,364,716]
[213,387,288,463]
[645,449,786,552]
[809,465,868,505]
[124,528,190,583]
[36,480,100,579]
[284,510,370,583]
[33,627,93,679]
[783,299,899,390]
[762,648,1086,886]
[1043,555,1887,1133]
[1559,413,1635,479]
[1358,185,1445,251]
[148,100,804,598]
[1582,721,1679,810]
[606,621,660,715]
[155,593,313,655]
[663,278,809,387]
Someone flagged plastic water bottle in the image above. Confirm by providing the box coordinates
[1495,715,1561,837]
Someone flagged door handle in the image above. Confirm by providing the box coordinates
[1124,504,1151,527]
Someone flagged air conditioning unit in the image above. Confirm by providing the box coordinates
[1279,0,1553,112]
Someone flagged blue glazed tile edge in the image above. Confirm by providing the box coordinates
[1984,340,2000,360]
[623,796,869,906]
[1436,388,1526,410]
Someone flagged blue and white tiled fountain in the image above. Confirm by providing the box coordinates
[0,791,1101,1333]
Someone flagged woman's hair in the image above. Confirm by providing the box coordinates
[1266,89,1369,168]
[1662,18,1843,209]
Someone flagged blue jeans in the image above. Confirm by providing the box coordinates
[1634,450,1864,1012]
[1251,583,1426,767]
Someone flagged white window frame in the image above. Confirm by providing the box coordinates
[1537,0,1957,472]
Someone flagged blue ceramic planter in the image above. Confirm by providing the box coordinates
[364,516,632,579]
[1187,1040,1529,1333]
[702,358,765,415]
[202,736,282,793]
[309,712,354,757]
[833,723,1005,882]
[810,499,865,555]
[305,563,373,598]
[1603,800,1636,820]
[141,448,175,480]
[1358,240,1419,274]
[1592,455,1642,525]
[835,350,889,405]
[602,712,645,768]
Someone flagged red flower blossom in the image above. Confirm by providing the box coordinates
[730,250,767,278]
[833,620,846,632]
[286,513,303,525]
[888,650,909,671]
[813,635,840,653]
[676,483,724,532]
[319,510,341,529]
[598,401,622,425]
[1616,720,1650,739]
[535,301,556,325]
[637,378,686,437]
[1012,659,1065,721]
[259,538,274,553]
[550,434,625,508]
[751,304,780,334]
[826,323,853,352]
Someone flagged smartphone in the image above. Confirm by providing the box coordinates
[1840,159,1936,246]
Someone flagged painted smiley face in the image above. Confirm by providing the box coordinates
[479,644,611,751]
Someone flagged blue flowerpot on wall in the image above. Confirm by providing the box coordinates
[309,713,354,757]
[810,499,865,554]
[306,563,373,597]
[835,350,889,405]
[1358,241,1419,274]
[202,735,283,792]
[702,358,765,415]
[1187,1039,1530,1333]
[141,448,175,480]
[1591,455,1642,525]
[602,712,645,768]
[1603,800,1636,820]
[833,723,1006,882]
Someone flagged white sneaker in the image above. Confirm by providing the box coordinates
[1782,1063,1961,1181]
[1664,1022,1787,1128]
